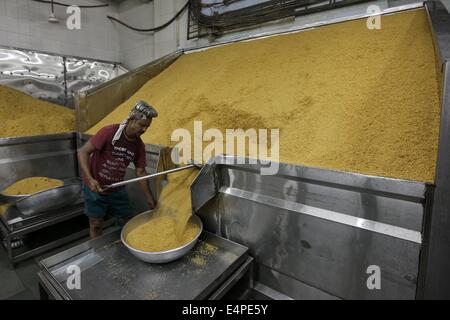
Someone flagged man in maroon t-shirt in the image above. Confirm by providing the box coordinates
[78,101,157,238]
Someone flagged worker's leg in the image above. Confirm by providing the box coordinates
[89,217,104,239]
[82,185,107,239]
[107,187,132,227]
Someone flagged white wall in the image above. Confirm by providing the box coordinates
[153,0,184,59]
[116,0,187,70]
[0,0,423,69]
[115,0,420,70]
[117,0,154,70]
[0,0,120,61]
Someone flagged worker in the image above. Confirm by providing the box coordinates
[78,100,157,239]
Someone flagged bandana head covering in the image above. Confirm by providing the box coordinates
[112,100,158,145]
[131,100,158,119]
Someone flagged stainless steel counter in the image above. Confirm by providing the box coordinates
[0,202,89,268]
[38,229,252,300]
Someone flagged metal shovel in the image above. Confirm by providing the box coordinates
[102,161,201,191]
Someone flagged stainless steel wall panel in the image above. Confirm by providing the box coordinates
[191,155,430,299]
[220,167,425,233]
[0,133,78,190]
[422,61,450,299]
[215,155,428,200]
[197,197,221,234]
[217,194,420,300]
[255,265,341,300]
[220,187,422,243]
[74,50,183,132]
[191,156,220,213]
[425,1,450,67]
[0,135,76,160]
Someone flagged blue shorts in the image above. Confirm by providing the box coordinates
[83,185,131,219]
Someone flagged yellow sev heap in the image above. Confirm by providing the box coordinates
[88,9,440,182]
[0,85,75,138]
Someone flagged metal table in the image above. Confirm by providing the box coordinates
[38,229,253,300]
[0,201,89,268]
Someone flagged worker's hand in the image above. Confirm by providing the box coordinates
[88,178,104,193]
[146,195,155,210]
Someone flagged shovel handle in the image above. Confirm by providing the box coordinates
[102,164,196,190]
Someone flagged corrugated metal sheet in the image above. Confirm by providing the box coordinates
[0,46,127,108]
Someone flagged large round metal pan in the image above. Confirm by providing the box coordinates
[0,177,81,204]
[15,182,82,215]
[121,211,203,264]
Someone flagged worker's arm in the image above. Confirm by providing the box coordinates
[77,141,103,193]
[136,167,155,210]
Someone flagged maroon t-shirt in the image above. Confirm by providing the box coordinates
[84,124,146,194]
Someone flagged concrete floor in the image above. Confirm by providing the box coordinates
[0,247,39,300]
[0,235,91,300]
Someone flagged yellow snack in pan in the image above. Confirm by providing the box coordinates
[126,216,200,252]
[0,85,75,138]
[2,177,64,196]
[126,169,200,252]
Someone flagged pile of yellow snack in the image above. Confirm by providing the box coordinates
[88,9,440,183]
[0,85,75,138]
[0,9,442,251]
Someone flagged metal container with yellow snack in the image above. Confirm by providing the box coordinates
[0,177,82,215]
[15,182,82,216]
[0,177,64,203]
[121,210,203,263]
